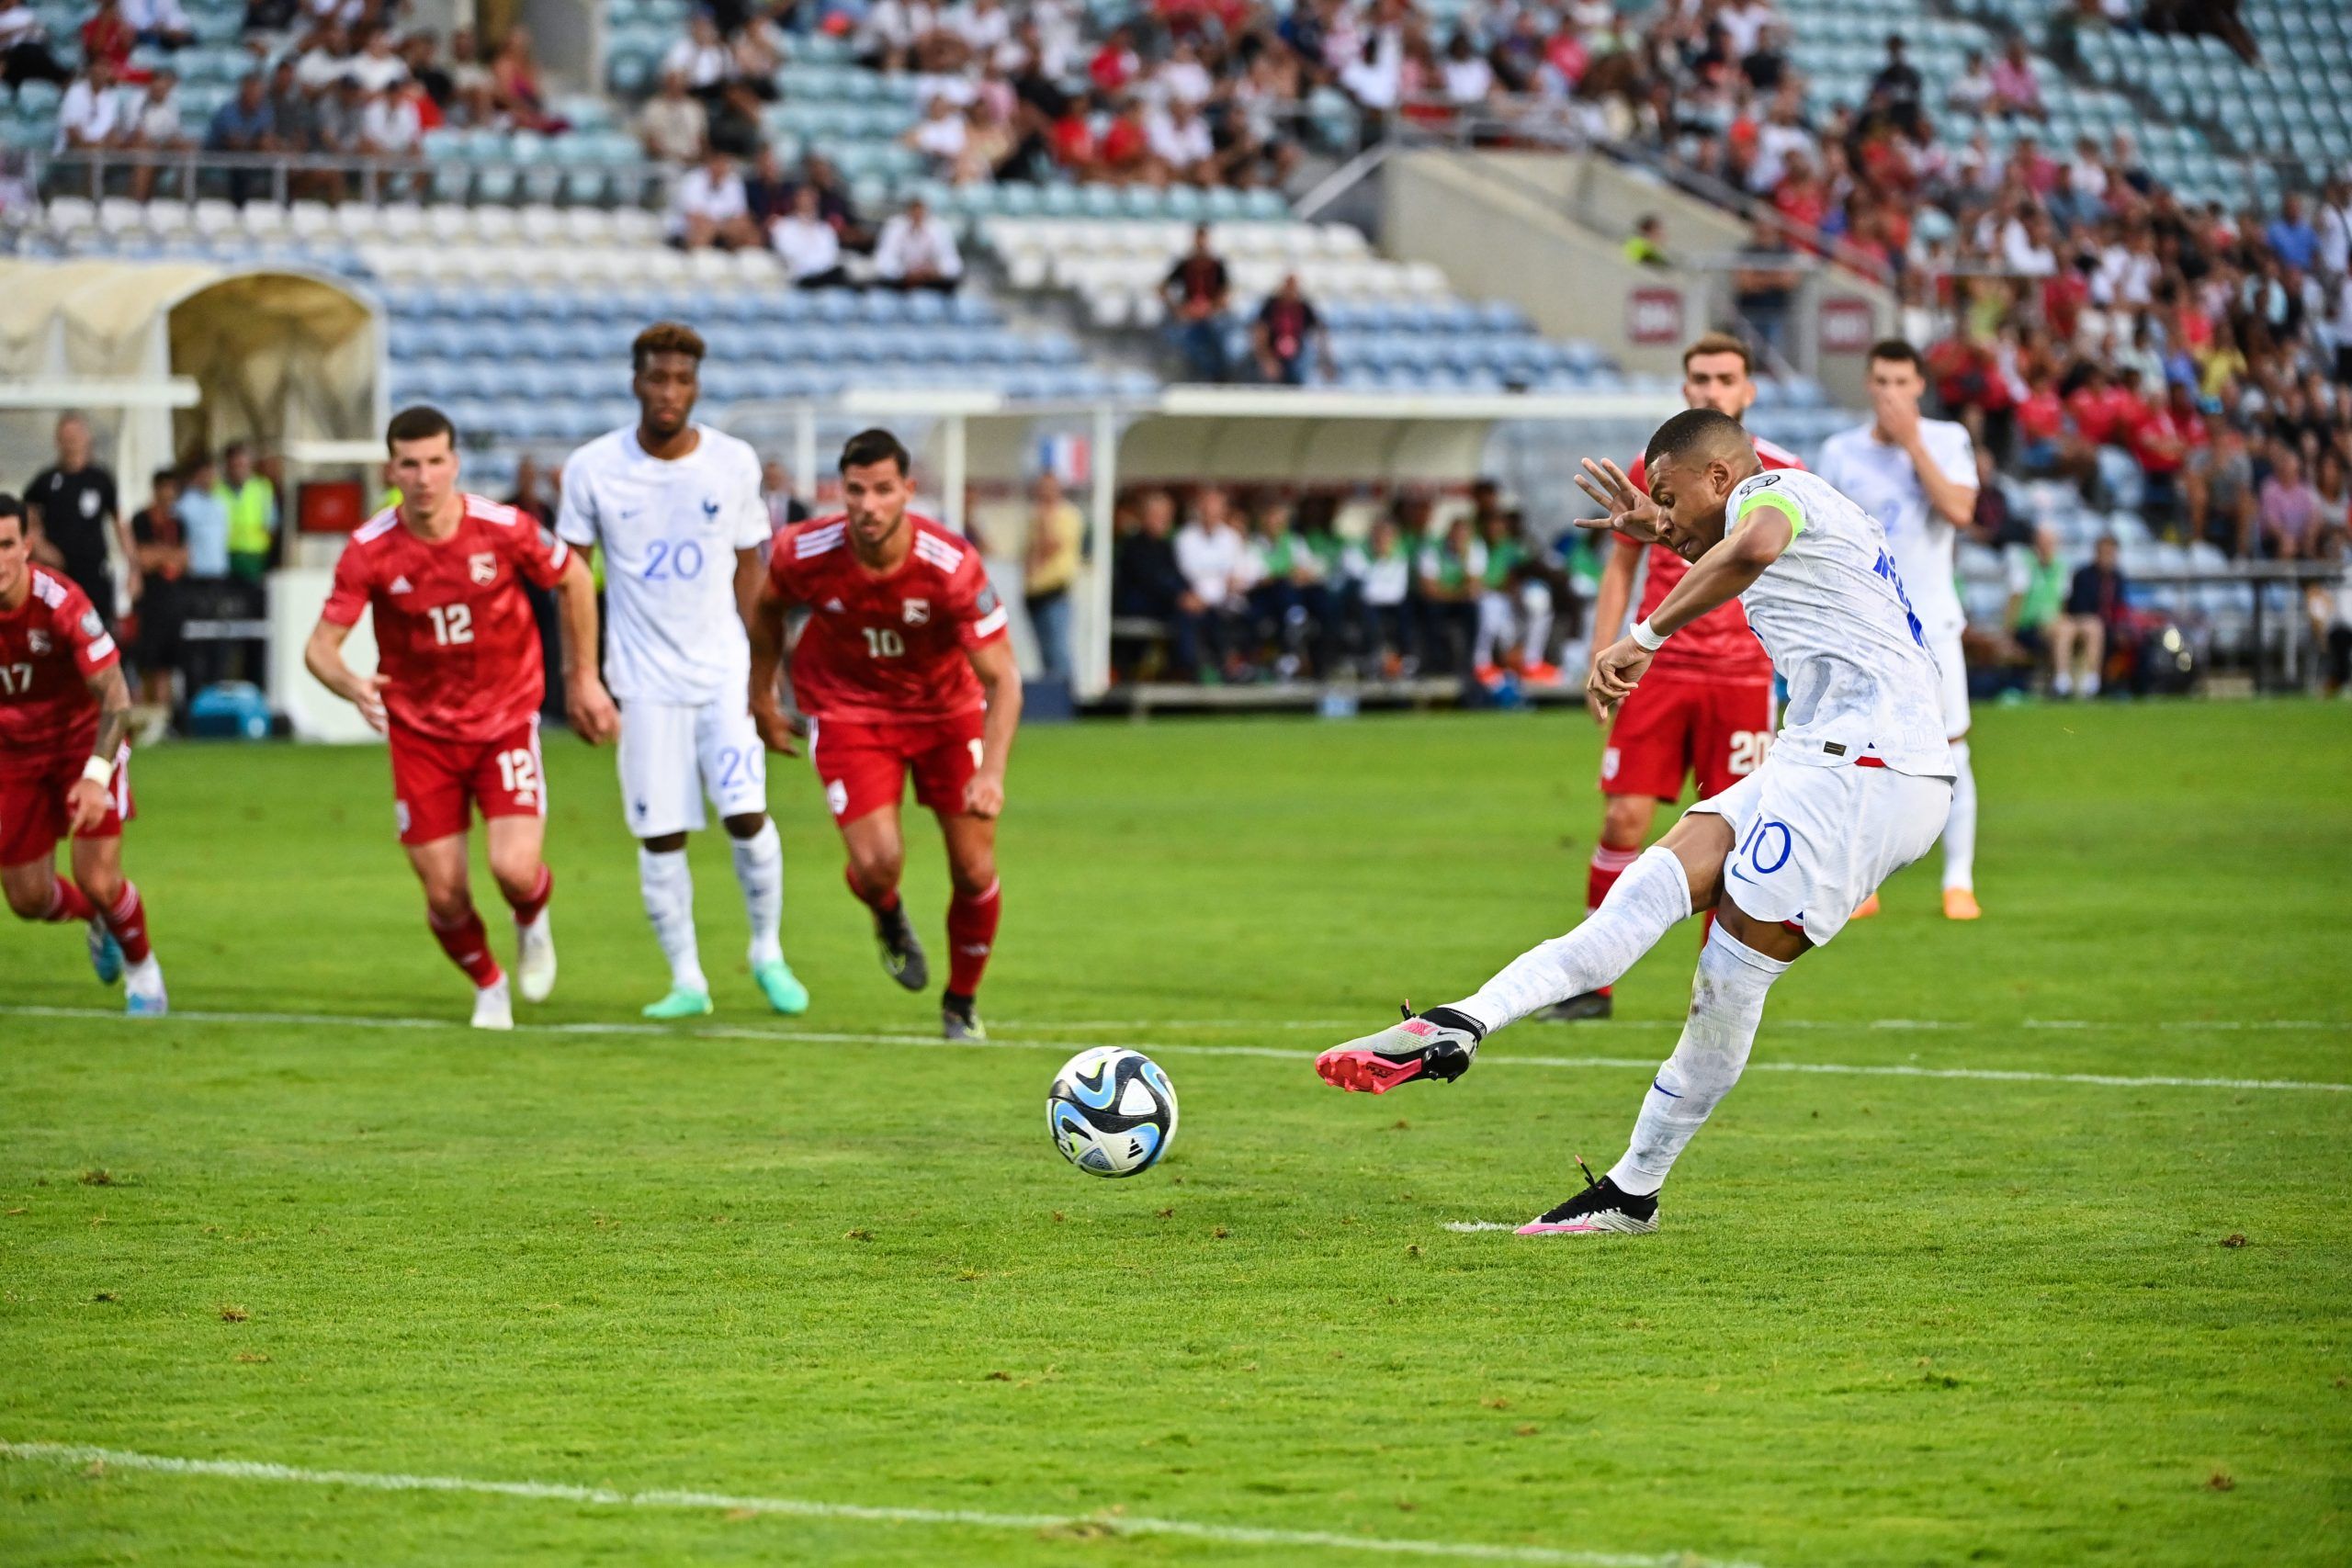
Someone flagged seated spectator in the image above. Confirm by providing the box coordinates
[1947,49,1993,117]
[665,11,736,97]
[1111,489,1186,672]
[667,149,762,251]
[1173,486,1251,680]
[873,196,963,291]
[2005,524,2068,682]
[904,94,969,175]
[1046,91,1100,178]
[1867,34,1923,136]
[768,184,849,287]
[2,0,73,89]
[123,0,193,51]
[121,68,188,200]
[241,0,297,30]
[1440,31,1494,109]
[404,31,453,113]
[448,25,495,126]
[490,24,560,133]
[1162,224,1233,382]
[2052,534,2125,697]
[2187,420,2257,558]
[56,59,125,153]
[1251,275,1328,386]
[1145,96,1216,185]
[208,73,277,205]
[1988,37,2045,119]
[316,74,369,156]
[1097,96,1156,183]
[1347,517,1417,676]
[361,77,426,157]
[2258,447,2324,558]
[79,1,137,77]
[955,98,1014,185]
[2264,193,2318,275]
[293,21,351,95]
[858,0,943,73]
[2132,380,2202,523]
[1022,471,1082,683]
[1415,515,1484,674]
[1243,502,1332,679]
[1473,508,1555,682]
[741,142,792,227]
[705,78,763,159]
[638,70,707,164]
[347,23,407,93]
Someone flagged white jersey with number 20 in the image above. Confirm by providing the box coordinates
[558,423,772,705]
[1725,468,1953,780]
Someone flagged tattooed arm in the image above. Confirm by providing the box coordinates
[67,663,132,833]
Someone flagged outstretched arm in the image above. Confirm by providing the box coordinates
[66,664,133,833]
[960,635,1023,819]
[1589,505,1792,711]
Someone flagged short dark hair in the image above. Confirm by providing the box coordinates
[151,466,177,488]
[223,440,249,460]
[1643,407,1749,476]
[839,427,911,477]
[632,321,707,371]
[1681,332,1752,373]
[0,492,22,531]
[386,404,458,451]
[1866,338,1923,369]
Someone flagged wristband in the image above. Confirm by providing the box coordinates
[1629,617,1668,652]
[81,755,115,790]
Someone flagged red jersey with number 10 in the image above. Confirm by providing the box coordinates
[0,566,118,775]
[767,513,1009,724]
[320,494,571,741]
[1622,434,1802,682]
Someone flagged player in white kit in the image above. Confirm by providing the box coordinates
[558,322,809,1019]
[1814,339,1983,921]
[1316,411,1954,1234]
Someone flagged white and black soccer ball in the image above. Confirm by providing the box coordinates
[1046,1047,1178,1178]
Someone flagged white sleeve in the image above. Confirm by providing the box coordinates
[934,221,964,277]
[873,217,908,278]
[554,453,599,547]
[1810,437,1847,493]
[731,446,771,550]
[1928,423,1979,491]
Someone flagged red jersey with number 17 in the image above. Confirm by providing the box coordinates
[1622,434,1802,682]
[320,494,571,741]
[767,513,1009,724]
[0,566,119,775]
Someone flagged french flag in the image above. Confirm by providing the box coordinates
[1035,433,1091,486]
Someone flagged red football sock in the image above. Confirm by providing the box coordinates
[945,879,1001,998]
[427,905,503,988]
[503,863,552,926]
[99,880,152,964]
[1585,845,1640,997]
[40,879,96,924]
[844,863,900,915]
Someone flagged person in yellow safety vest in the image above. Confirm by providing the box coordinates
[217,442,278,582]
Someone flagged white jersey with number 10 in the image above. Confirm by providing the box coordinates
[557,423,771,705]
[1724,468,1953,780]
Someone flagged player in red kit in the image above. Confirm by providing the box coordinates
[304,407,619,1029]
[748,428,1023,1041]
[0,493,165,1014]
[1547,334,1800,1021]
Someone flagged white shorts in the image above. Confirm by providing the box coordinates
[616,699,766,838]
[1690,753,1952,947]
[1928,626,1971,739]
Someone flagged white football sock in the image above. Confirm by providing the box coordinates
[1608,922,1790,1197]
[1941,738,1976,892]
[638,846,707,993]
[1452,844,1692,1034]
[730,819,786,967]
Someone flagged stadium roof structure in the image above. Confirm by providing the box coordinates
[726,385,1683,699]
[0,259,384,509]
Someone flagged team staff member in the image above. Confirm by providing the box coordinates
[27,413,140,627]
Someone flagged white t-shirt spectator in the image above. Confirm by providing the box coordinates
[1751,118,1812,193]
[1442,54,1493,105]
[56,78,123,151]
[123,0,192,33]
[127,86,181,142]
[1718,0,1776,57]
[667,163,750,238]
[873,209,963,281]
[1146,107,1212,169]
[910,107,967,163]
[2000,218,2056,276]
[1949,62,1993,115]
[638,92,707,164]
[2317,197,2352,278]
[295,46,352,93]
[1174,520,1249,606]
[946,1,1011,56]
[860,0,938,55]
[1157,55,1214,105]
[361,89,420,152]
[0,6,51,47]
[769,212,842,280]
[2065,154,2107,207]
[662,34,733,91]
[1338,29,1403,110]
[347,49,408,93]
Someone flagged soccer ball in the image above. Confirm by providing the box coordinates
[1047,1047,1178,1178]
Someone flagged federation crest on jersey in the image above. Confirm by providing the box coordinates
[902,598,931,626]
[469,552,497,585]
[78,608,103,638]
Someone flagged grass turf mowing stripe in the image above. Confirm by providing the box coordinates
[4,1004,2346,1093]
[0,1440,1749,1568]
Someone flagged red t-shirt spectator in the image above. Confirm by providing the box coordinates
[2132,403,2189,475]
[1099,113,1148,173]
[1089,42,1137,94]
[1049,112,1095,168]
[2017,386,2067,443]
[1544,30,1589,87]
[2067,382,2125,446]
[2041,272,2089,342]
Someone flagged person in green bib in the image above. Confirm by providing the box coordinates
[1472,506,1559,682]
[1244,502,1334,679]
[217,442,277,583]
[1415,515,1486,675]
[2005,524,2068,692]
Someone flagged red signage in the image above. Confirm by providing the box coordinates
[1626,288,1684,346]
[1818,298,1875,355]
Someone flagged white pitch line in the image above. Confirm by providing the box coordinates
[1442,1222,1521,1234]
[3,1005,2346,1094]
[0,1440,1748,1568]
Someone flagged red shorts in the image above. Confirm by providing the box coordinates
[0,743,133,867]
[388,717,546,846]
[1600,678,1774,803]
[807,711,985,825]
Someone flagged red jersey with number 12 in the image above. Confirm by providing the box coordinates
[1622,434,1802,682]
[767,513,1009,724]
[320,494,571,741]
[0,566,118,775]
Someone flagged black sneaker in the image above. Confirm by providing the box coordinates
[1315,1004,1484,1094]
[942,990,985,1041]
[1534,990,1612,1022]
[1516,1166,1659,1235]
[874,903,928,992]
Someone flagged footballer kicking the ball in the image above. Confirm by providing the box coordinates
[1317,410,1955,1235]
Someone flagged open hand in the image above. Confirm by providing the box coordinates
[1572,458,1663,542]
[1586,637,1655,715]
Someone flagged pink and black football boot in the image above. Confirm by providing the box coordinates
[1315,1005,1483,1094]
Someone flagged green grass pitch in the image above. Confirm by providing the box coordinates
[3,702,2348,1566]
